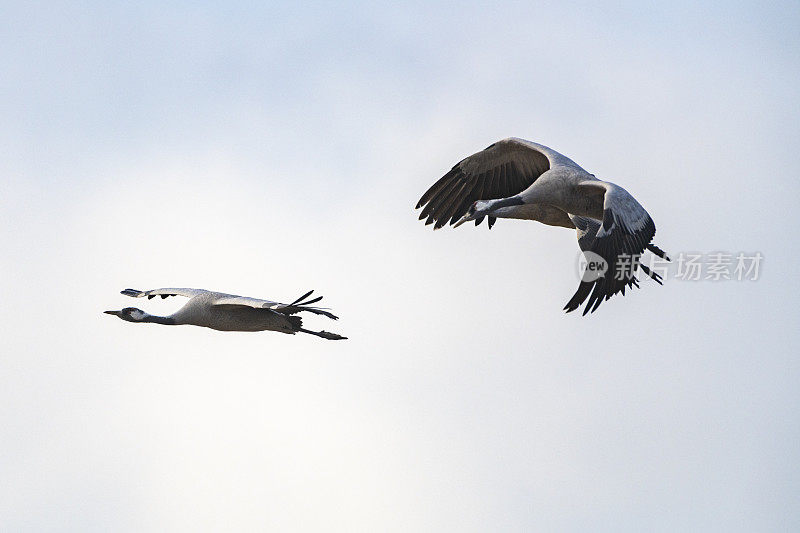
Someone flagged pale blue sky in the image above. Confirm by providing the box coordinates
[2,1,799,531]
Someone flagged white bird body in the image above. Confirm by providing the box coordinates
[416,138,670,314]
[166,291,296,332]
[105,288,347,340]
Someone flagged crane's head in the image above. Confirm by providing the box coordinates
[453,200,490,228]
[104,307,147,322]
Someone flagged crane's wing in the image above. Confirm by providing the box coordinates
[416,138,552,229]
[210,295,283,308]
[569,214,601,252]
[211,290,339,320]
[121,288,208,300]
[563,181,657,315]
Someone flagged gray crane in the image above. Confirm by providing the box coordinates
[104,288,347,339]
[416,138,670,314]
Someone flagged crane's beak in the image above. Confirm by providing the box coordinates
[104,310,121,316]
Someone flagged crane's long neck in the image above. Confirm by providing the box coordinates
[485,195,524,213]
[481,195,525,218]
[140,313,178,325]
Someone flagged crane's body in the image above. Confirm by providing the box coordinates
[105,288,346,340]
[416,138,670,314]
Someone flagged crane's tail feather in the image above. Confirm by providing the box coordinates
[287,315,303,330]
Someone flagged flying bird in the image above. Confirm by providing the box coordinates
[416,138,670,314]
[104,288,347,339]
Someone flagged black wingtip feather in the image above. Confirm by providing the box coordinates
[121,288,144,298]
[646,243,671,261]
[640,264,663,285]
[564,280,594,313]
[289,290,314,306]
[568,209,659,315]
[415,145,549,231]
